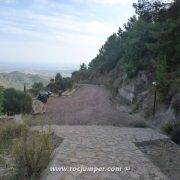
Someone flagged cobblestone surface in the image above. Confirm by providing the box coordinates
[33,125,169,180]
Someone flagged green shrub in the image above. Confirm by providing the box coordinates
[0,86,4,115]
[46,73,73,94]
[171,125,180,145]
[155,57,170,102]
[60,77,73,91]
[13,130,53,178]
[129,121,147,128]
[3,88,32,115]
[29,82,44,96]
[161,123,180,145]
[161,123,174,134]
[123,63,138,79]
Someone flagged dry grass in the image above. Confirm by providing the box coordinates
[22,114,48,126]
[0,121,29,177]
[0,121,28,157]
[0,122,28,141]
[0,121,60,179]
[13,130,53,178]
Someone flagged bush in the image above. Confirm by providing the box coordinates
[71,70,91,83]
[0,122,28,157]
[129,121,147,128]
[60,77,73,91]
[3,88,32,115]
[161,123,174,134]
[29,82,44,97]
[171,125,180,145]
[46,73,73,94]
[155,57,170,102]
[0,86,4,115]
[0,122,28,141]
[123,63,138,79]
[13,130,53,178]
[161,122,180,145]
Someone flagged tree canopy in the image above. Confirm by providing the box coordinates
[47,73,73,94]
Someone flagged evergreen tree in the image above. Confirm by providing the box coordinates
[80,63,87,71]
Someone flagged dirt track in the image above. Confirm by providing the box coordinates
[45,84,141,126]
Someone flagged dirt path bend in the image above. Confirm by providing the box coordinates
[45,84,141,126]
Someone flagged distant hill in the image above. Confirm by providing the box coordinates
[0,71,49,90]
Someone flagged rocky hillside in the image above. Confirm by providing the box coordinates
[0,71,49,90]
[72,0,180,127]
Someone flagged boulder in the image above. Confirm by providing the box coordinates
[32,100,45,114]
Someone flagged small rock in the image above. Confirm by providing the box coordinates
[62,174,75,180]
[70,158,78,163]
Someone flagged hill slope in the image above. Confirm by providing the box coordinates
[0,71,49,90]
[72,0,180,126]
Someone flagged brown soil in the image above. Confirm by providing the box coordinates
[43,84,142,126]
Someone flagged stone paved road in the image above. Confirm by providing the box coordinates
[33,125,169,180]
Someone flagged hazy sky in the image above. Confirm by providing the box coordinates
[0,0,135,68]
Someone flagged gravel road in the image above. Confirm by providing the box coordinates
[45,84,141,126]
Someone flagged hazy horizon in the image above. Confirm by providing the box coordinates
[0,61,77,77]
[0,0,135,68]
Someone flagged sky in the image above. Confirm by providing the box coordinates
[0,0,136,69]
